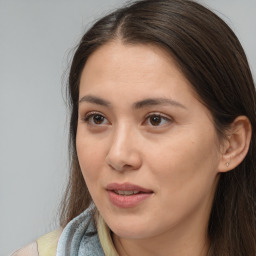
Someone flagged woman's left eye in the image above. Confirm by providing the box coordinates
[144,114,172,127]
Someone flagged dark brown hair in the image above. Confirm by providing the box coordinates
[60,0,256,254]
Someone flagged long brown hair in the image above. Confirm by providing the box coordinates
[59,0,256,254]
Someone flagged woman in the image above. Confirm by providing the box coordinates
[13,0,256,255]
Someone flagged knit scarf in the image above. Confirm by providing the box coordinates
[56,204,104,256]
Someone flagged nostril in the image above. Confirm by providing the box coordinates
[106,136,142,171]
[107,160,130,172]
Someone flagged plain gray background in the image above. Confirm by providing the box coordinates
[1,1,255,255]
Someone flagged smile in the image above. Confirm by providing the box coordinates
[106,183,153,208]
[114,190,140,195]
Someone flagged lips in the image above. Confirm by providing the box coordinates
[106,183,153,193]
[114,190,140,195]
[106,182,153,208]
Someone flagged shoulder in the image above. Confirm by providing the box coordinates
[37,229,62,255]
[10,242,38,256]
[11,230,62,256]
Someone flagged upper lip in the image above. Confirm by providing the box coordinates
[106,182,153,193]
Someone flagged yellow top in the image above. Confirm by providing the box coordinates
[37,229,62,256]
[11,230,62,256]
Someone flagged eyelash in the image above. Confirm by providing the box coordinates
[82,111,173,127]
[144,113,172,127]
[83,111,109,126]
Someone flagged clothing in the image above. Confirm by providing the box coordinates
[10,230,61,256]
[38,230,62,256]
[11,206,105,256]
[56,205,104,256]
[11,242,38,256]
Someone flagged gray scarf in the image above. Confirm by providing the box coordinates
[56,205,105,256]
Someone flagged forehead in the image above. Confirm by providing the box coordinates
[79,41,194,97]
[78,41,216,136]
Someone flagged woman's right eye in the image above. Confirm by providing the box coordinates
[83,112,109,126]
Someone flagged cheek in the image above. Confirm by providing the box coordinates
[76,130,106,183]
[149,128,220,196]
[143,133,220,229]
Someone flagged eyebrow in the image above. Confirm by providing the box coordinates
[133,98,187,109]
[79,95,186,109]
[79,95,111,106]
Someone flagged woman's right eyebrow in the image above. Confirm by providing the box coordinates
[79,95,111,107]
[79,95,187,110]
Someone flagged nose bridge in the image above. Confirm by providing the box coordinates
[106,121,141,171]
[113,122,133,150]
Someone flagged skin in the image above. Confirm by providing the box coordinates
[76,41,225,256]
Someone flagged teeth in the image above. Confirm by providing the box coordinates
[114,190,140,196]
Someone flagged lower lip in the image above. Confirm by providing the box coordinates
[107,191,152,208]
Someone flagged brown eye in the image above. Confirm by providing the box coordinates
[149,115,162,126]
[145,114,172,127]
[84,113,108,125]
[93,114,105,124]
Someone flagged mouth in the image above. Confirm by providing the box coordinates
[113,190,141,196]
[106,183,153,208]
[106,182,153,193]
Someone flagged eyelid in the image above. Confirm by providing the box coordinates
[83,111,102,119]
[144,112,171,119]
[80,111,173,127]
[143,112,173,126]
[82,111,110,125]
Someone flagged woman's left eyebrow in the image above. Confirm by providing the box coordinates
[79,95,186,110]
[133,98,187,110]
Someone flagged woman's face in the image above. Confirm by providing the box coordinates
[76,41,222,241]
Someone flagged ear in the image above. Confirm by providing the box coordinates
[218,116,252,172]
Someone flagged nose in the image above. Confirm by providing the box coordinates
[106,125,142,172]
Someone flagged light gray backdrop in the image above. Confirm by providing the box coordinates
[1,1,255,255]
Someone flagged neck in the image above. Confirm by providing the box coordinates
[111,176,218,256]
[113,229,209,256]
[112,205,211,256]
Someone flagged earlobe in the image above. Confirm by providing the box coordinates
[218,116,252,173]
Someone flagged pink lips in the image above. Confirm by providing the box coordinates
[106,183,153,208]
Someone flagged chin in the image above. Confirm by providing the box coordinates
[112,228,149,240]
[108,220,154,240]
